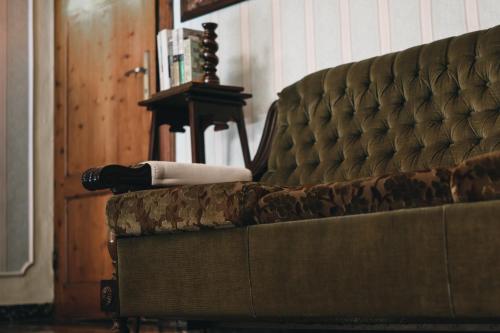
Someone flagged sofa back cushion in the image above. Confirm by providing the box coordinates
[261,25,500,186]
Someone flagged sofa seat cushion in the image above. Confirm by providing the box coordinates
[258,168,453,224]
[106,182,285,236]
[451,151,500,203]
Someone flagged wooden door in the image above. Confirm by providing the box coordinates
[54,0,170,319]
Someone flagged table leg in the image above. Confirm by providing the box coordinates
[235,109,251,168]
[188,103,206,163]
[148,110,159,160]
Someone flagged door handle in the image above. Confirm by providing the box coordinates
[124,67,146,76]
[124,51,151,99]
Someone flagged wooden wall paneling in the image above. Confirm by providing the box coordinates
[54,0,69,317]
[157,0,174,31]
[117,2,152,165]
[67,196,112,283]
[55,0,164,319]
[66,7,118,174]
[0,0,7,271]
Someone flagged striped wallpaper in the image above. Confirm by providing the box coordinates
[173,0,500,166]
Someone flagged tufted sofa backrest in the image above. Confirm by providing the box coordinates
[261,26,500,186]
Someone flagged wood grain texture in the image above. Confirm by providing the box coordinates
[157,0,173,31]
[156,0,176,162]
[54,0,166,319]
[67,195,112,283]
[0,0,7,272]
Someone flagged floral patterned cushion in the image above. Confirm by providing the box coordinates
[106,182,285,236]
[451,151,500,203]
[108,151,500,236]
[257,168,453,224]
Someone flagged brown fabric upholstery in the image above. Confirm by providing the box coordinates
[451,150,500,202]
[261,26,500,186]
[257,168,452,224]
[112,26,500,323]
[249,206,452,319]
[118,228,253,318]
[108,167,454,235]
[445,200,500,317]
[107,182,284,236]
[117,200,500,320]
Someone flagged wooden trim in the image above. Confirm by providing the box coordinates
[250,101,278,181]
[156,0,173,31]
[181,0,245,22]
[0,0,7,272]
[53,0,68,318]
[155,0,175,161]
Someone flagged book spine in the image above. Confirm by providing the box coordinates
[179,28,203,39]
[177,29,185,84]
[172,55,180,86]
[162,30,171,89]
[191,37,203,82]
[156,32,165,90]
[179,54,185,84]
[171,30,179,86]
[167,30,174,87]
[184,36,203,82]
[184,38,192,82]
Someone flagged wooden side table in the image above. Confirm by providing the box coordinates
[139,82,252,167]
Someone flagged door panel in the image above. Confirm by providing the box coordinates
[67,195,112,283]
[55,0,163,319]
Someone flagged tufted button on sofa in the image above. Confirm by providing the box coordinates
[91,26,500,331]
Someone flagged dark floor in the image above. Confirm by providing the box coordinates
[0,322,179,333]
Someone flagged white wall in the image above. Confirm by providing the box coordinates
[173,0,500,167]
[0,0,54,305]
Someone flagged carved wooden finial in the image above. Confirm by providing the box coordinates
[202,22,220,84]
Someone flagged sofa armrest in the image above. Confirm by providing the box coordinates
[249,101,279,181]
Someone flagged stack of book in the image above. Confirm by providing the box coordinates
[156,28,204,91]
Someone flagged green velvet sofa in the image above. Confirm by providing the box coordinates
[89,26,500,332]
